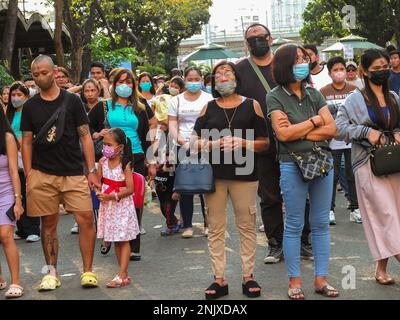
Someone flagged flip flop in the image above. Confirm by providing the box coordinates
[315,285,339,298]
[5,284,24,299]
[81,272,98,288]
[37,275,61,292]
[288,287,305,300]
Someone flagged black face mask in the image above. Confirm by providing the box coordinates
[369,69,391,86]
[247,37,270,57]
[310,61,318,70]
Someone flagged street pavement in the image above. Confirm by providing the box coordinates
[1,192,400,300]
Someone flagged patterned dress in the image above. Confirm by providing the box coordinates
[97,159,139,242]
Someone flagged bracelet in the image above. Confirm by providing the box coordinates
[14,193,22,199]
[309,118,317,128]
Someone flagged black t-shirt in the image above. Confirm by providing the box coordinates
[85,101,106,135]
[193,98,268,181]
[20,89,89,176]
[236,58,277,156]
[140,97,155,120]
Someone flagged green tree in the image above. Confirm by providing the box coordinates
[301,0,400,48]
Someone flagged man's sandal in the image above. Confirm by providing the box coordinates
[5,284,24,299]
[288,287,305,300]
[81,272,98,288]
[242,280,261,298]
[315,285,339,298]
[37,275,61,292]
[205,283,229,300]
[106,275,131,288]
[0,281,7,290]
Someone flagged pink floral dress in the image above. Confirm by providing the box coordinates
[97,159,140,242]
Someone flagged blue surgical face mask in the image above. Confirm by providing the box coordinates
[140,82,152,92]
[205,85,212,94]
[115,84,133,98]
[293,63,310,82]
[185,82,203,93]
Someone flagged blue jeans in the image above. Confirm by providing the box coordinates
[280,162,333,278]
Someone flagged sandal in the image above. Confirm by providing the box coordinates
[37,275,61,292]
[375,274,395,285]
[0,281,7,290]
[106,275,131,288]
[205,282,229,300]
[288,287,305,300]
[100,242,111,255]
[81,272,98,288]
[242,279,261,298]
[5,284,24,299]
[315,285,339,298]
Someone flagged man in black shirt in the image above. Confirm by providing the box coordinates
[21,55,101,291]
[236,24,312,263]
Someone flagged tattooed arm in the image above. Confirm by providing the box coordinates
[21,131,33,176]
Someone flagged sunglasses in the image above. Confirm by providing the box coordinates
[347,68,357,72]
[246,34,270,43]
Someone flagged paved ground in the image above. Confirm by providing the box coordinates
[1,192,400,300]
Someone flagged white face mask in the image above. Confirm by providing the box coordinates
[11,98,25,108]
[169,87,180,96]
[29,88,38,96]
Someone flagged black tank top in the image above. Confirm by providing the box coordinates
[193,98,268,181]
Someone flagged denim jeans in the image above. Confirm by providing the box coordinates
[280,161,333,278]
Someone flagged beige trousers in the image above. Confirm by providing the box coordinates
[205,179,259,279]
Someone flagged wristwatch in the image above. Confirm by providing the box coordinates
[88,167,98,174]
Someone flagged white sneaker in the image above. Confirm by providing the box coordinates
[26,235,41,243]
[329,210,336,225]
[140,227,146,235]
[350,209,362,224]
[13,233,22,240]
[258,224,265,232]
[70,223,79,234]
[181,228,194,238]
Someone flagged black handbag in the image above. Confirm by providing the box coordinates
[33,92,72,145]
[173,156,215,194]
[369,132,400,176]
[172,96,215,194]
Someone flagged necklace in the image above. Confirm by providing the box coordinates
[222,106,238,130]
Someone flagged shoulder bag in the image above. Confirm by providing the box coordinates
[33,91,72,145]
[279,86,333,182]
[92,100,109,162]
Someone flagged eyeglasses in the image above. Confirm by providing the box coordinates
[214,71,235,80]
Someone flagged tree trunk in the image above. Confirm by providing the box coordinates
[80,2,96,82]
[1,0,19,71]
[70,37,84,83]
[54,0,64,67]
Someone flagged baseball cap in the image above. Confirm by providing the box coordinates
[346,61,358,69]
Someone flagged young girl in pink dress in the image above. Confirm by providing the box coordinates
[96,128,140,288]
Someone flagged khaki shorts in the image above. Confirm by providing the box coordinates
[26,169,93,217]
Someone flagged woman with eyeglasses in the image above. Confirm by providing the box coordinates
[346,61,364,89]
[336,49,400,286]
[267,44,338,300]
[192,61,269,300]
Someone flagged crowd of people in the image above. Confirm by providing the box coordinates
[1,22,400,300]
